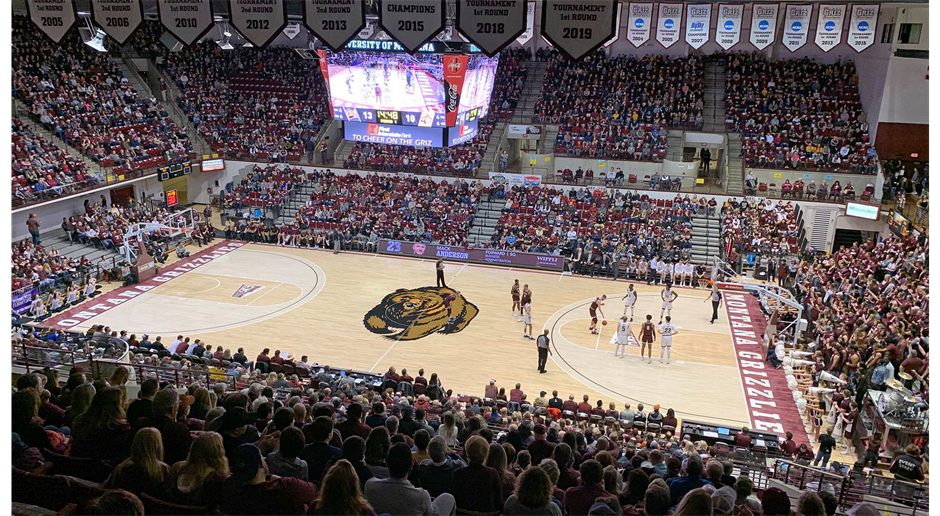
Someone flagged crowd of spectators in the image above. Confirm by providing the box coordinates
[13,19,192,174]
[220,164,307,214]
[534,51,703,160]
[724,52,877,174]
[12,118,91,202]
[161,39,329,161]
[343,48,530,175]
[719,197,800,260]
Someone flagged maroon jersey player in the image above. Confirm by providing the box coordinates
[511,279,521,317]
[589,295,607,335]
[444,292,458,323]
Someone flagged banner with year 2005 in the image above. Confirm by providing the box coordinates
[684,3,712,50]
[26,0,77,43]
[158,0,214,47]
[749,3,779,51]
[540,0,618,61]
[714,3,744,50]
[303,0,366,52]
[655,3,683,48]
[91,0,143,44]
[846,4,878,52]
[625,2,653,48]
[814,4,846,52]
[379,0,446,54]
[456,0,528,57]
[228,0,287,49]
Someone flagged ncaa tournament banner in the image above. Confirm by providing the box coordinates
[540,0,618,61]
[303,0,367,52]
[625,2,653,48]
[90,0,143,44]
[749,3,779,50]
[26,0,77,43]
[158,0,214,47]
[655,3,683,48]
[516,1,536,45]
[456,0,528,57]
[603,2,624,48]
[715,3,744,50]
[814,4,846,52]
[378,0,446,54]
[229,0,288,49]
[684,3,712,50]
[443,55,469,127]
[846,4,878,52]
[781,3,812,52]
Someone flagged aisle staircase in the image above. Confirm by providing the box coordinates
[689,213,723,264]
[702,60,727,133]
[467,199,503,246]
[725,133,744,195]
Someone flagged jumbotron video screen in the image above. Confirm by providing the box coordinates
[323,50,498,129]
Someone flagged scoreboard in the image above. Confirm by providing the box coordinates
[157,162,193,182]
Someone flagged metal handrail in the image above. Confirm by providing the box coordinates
[91,357,238,391]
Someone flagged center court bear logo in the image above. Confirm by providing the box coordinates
[364,287,479,341]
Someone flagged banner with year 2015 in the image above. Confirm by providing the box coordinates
[684,3,712,50]
[158,0,214,47]
[749,3,779,51]
[91,0,143,44]
[625,2,653,48]
[456,0,528,57]
[714,3,744,49]
[781,3,812,52]
[26,0,77,43]
[846,4,878,52]
[379,0,446,54]
[655,2,683,48]
[540,0,618,61]
[228,0,288,49]
[303,0,367,52]
[814,4,846,52]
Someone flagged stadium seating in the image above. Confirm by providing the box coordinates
[12,118,90,204]
[719,197,800,256]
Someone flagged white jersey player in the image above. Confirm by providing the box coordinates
[660,283,678,322]
[522,302,533,340]
[615,316,630,358]
[621,284,637,321]
[658,316,678,364]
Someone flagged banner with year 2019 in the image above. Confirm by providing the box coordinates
[378,0,446,54]
[26,0,77,43]
[158,0,214,47]
[303,0,367,52]
[781,3,812,52]
[456,0,528,57]
[749,3,779,50]
[626,2,654,48]
[91,0,144,44]
[655,2,683,48]
[540,0,618,61]
[846,4,878,52]
[684,3,712,50]
[715,3,744,49]
[228,0,288,49]
[814,4,846,52]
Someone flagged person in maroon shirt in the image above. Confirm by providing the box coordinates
[270,350,285,366]
[577,395,592,416]
[222,443,319,515]
[335,403,372,441]
[734,426,752,448]
[509,383,524,404]
[398,368,414,384]
[452,436,503,513]
[527,424,557,466]
[780,431,798,459]
[565,460,617,515]
[414,369,428,386]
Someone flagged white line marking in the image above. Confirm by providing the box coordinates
[452,264,467,280]
[245,282,283,306]
[368,254,379,262]
[178,276,221,295]
[594,328,603,350]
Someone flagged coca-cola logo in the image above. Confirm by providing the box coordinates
[447,84,459,112]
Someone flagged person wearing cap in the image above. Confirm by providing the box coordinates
[138,334,152,349]
[889,444,925,482]
[365,441,457,516]
[221,443,319,515]
[528,424,557,466]
[711,485,736,515]
[648,405,664,426]
[485,379,499,400]
[131,388,192,466]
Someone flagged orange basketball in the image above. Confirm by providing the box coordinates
[602,320,608,326]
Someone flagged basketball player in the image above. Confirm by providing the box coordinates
[444,291,459,323]
[436,259,447,288]
[660,283,678,322]
[511,279,521,317]
[589,295,607,335]
[615,316,630,358]
[621,284,637,321]
[519,284,532,322]
[374,84,382,103]
[659,316,679,364]
[522,301,533,340]
[639,314,656,364]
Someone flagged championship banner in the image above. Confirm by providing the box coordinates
[516,1,536,45]
[749,3,779,50]
[814,4,846,52]
[26,0,77,43]
[456,0,528,57]
[303,0,366,52]
[684,3,712,50]
[715,3,744,49]
[846,4,878,52]
[540,0,618,61]
[378,0,446,54]
[625,2,653,48]
[229,0,287,48]
[655,3,683,48]
[443,54,469,127]
[90,0,143,44]
[158,0,214,47]
[781,3,812,52]
[603,2,623,48]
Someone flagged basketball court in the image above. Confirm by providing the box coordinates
[44,241,761,429]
